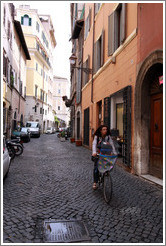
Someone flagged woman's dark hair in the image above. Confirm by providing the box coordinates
[93,125,110,138]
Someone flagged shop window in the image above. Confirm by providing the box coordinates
[21,15,32,26]
[108,3,126,56]
[116,103,123,137]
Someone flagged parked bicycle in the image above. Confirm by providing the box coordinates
[92,153,117,203]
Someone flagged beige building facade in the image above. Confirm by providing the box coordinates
[3,3,30,137]
[15,5,56,132]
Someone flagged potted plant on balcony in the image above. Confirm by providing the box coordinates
[60,130,66,142]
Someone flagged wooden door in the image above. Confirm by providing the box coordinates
[150,93,163,179]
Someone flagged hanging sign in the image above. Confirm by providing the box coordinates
[159,76,163,85]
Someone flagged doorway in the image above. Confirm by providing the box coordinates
[150,93,163,178]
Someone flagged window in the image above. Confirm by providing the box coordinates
[84,8,91,40]
[36,42,40,51]
[95,3,101,15]
[108,3,126,56]
[21,15,32,26]
[45,110,47,115]
[36,63,38,71]
[40,107,43,114]
[58,106,60,110]
[58,89,61,94]
[3,52,8,77]
[3,7,6,26]
[7,20,10,40]
[94,30,104,73]
[82,55,90,86]
[40,89,42,100]
[41,68,43,76]
[36,21,40,32]
[46,94,47,103]
[43,92,45,102]
[19,80,22,95]
[24,86,26,98]
[35,85,38,97]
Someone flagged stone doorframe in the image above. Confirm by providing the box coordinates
[134,50,163,175]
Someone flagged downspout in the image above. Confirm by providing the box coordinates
[91,4,95,103]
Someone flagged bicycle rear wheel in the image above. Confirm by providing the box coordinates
[103,171,112,203]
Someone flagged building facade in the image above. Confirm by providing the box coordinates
[3,3,30,138]
[53,76,70,128]
[15,5,56,132]
[69,3,163,179]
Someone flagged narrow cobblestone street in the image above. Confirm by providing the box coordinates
[3,134,163,243]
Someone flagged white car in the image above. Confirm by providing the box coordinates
[3,136,11,179]
[46,127,53,134]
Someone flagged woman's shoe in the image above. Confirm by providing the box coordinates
[93,183,97,190]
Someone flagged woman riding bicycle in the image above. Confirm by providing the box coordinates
[92,125,117,190]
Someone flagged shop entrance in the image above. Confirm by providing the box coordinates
[150,93,163,178]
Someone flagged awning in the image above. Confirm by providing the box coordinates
[69,19,84,40]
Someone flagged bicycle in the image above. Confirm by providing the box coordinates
[92,153,118,203]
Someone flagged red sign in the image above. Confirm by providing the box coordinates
[159,76,163,85]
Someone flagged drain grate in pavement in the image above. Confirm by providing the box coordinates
[43,219,91,243]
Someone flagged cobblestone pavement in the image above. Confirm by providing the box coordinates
[3,134,163,243]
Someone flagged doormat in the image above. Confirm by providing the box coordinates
[43,219,91,243]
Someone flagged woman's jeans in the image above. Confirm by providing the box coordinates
[93,158,99,183]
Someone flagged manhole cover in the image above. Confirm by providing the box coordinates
[43,219,91,243]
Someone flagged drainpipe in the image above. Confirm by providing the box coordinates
[91,3,95,103]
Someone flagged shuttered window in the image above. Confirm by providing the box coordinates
[76,67,82,104]
[82,55,90,86]
[84,8,92,40]
[21,15,32,26]
[108,3,126,56]
[94,30,105,73]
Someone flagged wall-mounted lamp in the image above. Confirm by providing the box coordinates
[69,54,92,74]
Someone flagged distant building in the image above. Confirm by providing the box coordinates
[53,76,70,128]
[3,3,30,138]
[15,5,56,132]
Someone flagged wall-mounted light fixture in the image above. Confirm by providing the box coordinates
[69,54,92,74]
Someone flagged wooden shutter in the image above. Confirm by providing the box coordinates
[89,8,91,31]
[120,3,126,44]
[101,29,105,67]
[108,12,115,56]
[104,97,110,128]
[76,68,81,104]
[21,17,23,25]
[29,18,32,26]
[94,42,97,73]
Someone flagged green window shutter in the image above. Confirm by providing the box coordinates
[120,3,126,44]
[29,18,32,26]
[21,17,23,25]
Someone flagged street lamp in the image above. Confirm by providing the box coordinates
[69,54,92,74]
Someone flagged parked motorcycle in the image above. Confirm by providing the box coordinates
[6,140,16,160]
[10,137,24,148]
[6,139,23,159]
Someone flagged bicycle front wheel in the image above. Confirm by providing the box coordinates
[103,171,112,203]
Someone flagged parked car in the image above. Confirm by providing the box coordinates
[3,136,11,179]
[25,121,41,137]
[11,127,31,142]
[46,127,53,134]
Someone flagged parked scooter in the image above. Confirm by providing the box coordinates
[6,139,23,158]
[10,137,24,148]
